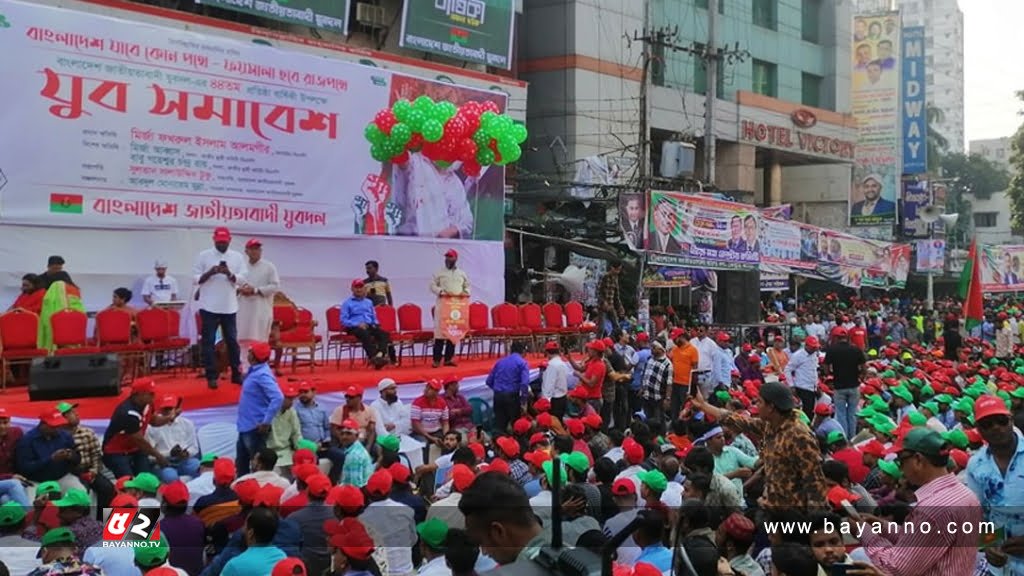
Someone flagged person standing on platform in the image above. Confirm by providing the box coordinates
[193,227,247,390]
[236,342,284,477]
[237,239,280,373]
[141,260,179,306]
[597,262,625,337]
[430,249,470,368]
[363,260,393,307]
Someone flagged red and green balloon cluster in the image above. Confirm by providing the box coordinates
[364,95,528,177]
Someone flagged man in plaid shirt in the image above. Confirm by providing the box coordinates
[597,262,625,337]
[640,341,673,422]
[56,402,114,517]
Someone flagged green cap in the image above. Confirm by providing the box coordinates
[878,459,902,479]
[856,407,877,419]
[934,394,954,405]
[124,472,160,494]
[541,460,567,487]
[954,397,975,414]
[908,412,927,426]
[826,430,846,446]
[54,402,77,414]
[296,439,318,452]
[869,416,896,436]
[36,481,61,497]
[903,366,915,375]
[964,386,985,400]
[636,469,668,492]
[869,396,890,413]
[53,489,90,508]
[377,434,400,452]
[797,411,810,426]
[564,451,590,475]
[881,370,897,379]
[40,527,76,548]
[200,453,218,466]
[903,428,948,457]
[921,401,940,416]
[891,386,913,403]
[1010,388,1024,399]
[997,391,1011,403]
[0,502,26,527]
[919,384,935,398]
[943,429,969,449]
[416,518,449,549]
[715,390,732,403]
[908,378,922,387]
[133,535,170,567]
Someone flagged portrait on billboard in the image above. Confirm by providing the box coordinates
[851,172,896,218]
[648,196,681,254]
[618,193,645,250]
[801,227,820,261]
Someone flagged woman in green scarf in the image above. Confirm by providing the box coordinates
[38,272,85,351]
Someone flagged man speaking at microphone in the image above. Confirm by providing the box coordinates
[430,249,470,368]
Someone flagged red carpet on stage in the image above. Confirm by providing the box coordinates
[3,357,532,420]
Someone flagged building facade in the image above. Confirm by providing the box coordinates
[520,0,857,229]
[855,0,965,154]
[970,137,1014,173]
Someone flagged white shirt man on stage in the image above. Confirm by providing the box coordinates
[430,249,470,368]
[141,260,179,305]
[192,226,247,390]
[236,239,280,372]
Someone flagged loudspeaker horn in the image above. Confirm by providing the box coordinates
[939,213,959,227]
[919,205,942,223]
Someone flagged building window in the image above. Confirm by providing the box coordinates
[695,0,725,13]
[974,212,998,228]
[801,73,822,107]
[753,0,776,29]
[801,0,820,43]
[752,59,776,97]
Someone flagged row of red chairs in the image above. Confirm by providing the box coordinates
[0,307,188,389]
[320,301,594,367]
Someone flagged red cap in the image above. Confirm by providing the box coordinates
[974,395,1011,422]
[715,331,731,343]
[254,485,285,508]
[949,449,970,469]
[966,428,983,445]
[250,342,272,362]
[636,332,650,343]
[468,442,486,461]
[583,414,603,430]
[586,340,606,353]
[566,418,585,437]
[633,563,661,576]
[536,412,553,429]
[623,438,644,465]
[110,494,138,508]
[327,485,364,512]
[486,459,510,475]
[804,336,820,348]
[601,337,614,348]
[533,398,551,412]
[330,518,375,560]
[245,238,262,249]
[826,485,861,509]
[159,481,189,506]
[0,408,7,419]
[130,378,157,394]
[292,463,320,483]
[741,343,752,353]
[543,341,560,352]
[147,568,182,576]
[832,326,849,338]
[341,419,361,432]
[154,395,178,410]
[293,449,316,466]
[281,384,299,399]
[343,386,362,398]
[40,410,67,427]
[115,476,132,492]
[426,378,443,391]
[351,279,365,289]
[512,417,533,435]
[721,512,756,541]
[813,403,833,416]
[523,451,551,468]
[611,478,636,496]
[669,328,686,341]
[445,249,458,258]
[272,558,306,576]
[529,432,548,446]
[496,436,520,458]
[234,479,262,506]
[450,463,476,492]
[298,382,314,392]
[213,226,231,241]
[388,463,411,484]
[365,470,393,497]
[859,440,886,458]
[568,387,590,400]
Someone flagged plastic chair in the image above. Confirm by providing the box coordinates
[278,306,316,373]
[397,303,433,364]
[324,306,359,368]
[0,309,47,390]
[96,308,144,381]
[50,309,100,356]
[469,397,494,433]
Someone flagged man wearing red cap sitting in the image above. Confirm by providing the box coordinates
[287,473,334,576]
[193,226,248,389]
[338,419,374,487]
[327,518,379,576]
[359,469,416,576]
[430,249,470,368]
[236,238,280,373]
[102,378,166,478]
[342,279,394,369]
[158,481,206,576]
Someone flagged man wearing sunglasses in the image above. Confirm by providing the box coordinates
[856,427,981,575]
[966,395,1024,575]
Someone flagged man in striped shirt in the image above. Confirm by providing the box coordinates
[858,427,982,576]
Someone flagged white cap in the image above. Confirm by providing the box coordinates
[154,260,168,268]
[377,378,397,392]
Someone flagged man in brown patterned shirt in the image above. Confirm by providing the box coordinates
[691,381,828,513]
[55,403,114,517]
[597,261,625,338]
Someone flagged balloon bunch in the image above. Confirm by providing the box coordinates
[364,96,528,177]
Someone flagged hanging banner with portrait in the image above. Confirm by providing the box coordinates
[646,191,760,271]
[618,192,646,252]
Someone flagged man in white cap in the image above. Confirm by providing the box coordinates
[369,378,411,440]
[193,226,247,389]
[430,249,470,368]
[141,260,179,305]
[236,239,280,372]
[851,174,895,218]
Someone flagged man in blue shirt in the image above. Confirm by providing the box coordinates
[220,508,286,576]
[486,342,531,436]
[633,510,672,572]
[16,410,83,488]
[341,279,393,369]
[236,342,284,476]
[711,332,736,390]
[293,383,346,483]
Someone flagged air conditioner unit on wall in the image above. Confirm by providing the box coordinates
[356,3,386,27]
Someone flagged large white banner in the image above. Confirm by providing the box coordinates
[0,0,507,240]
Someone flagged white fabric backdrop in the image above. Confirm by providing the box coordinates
[0,224,505,335]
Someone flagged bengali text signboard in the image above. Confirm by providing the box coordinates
[0,1,507,240]
[400,0,516,70]
[195,0,350,35]
[647,191,760,271]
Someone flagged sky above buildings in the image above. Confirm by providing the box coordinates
[963,0,1024,143]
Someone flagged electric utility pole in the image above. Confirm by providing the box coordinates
[705,0,718,185]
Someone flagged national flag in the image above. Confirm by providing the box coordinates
[449,27,470,45]
[960,238,983,331]
[49,193,83,214]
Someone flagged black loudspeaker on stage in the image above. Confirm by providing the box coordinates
[718,270,761,325]
[29,354,122,401]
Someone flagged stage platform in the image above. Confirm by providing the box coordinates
[5,357,539,458]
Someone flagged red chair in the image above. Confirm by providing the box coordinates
[324,306,359,368]
[375,305,410,364]
[51,309,100,356]
[535,302,569,347]
[459,301,502,359]
[278,307,317,373]
[95,308,145,381]
[0,309,47,389]
[397,303,433,364]
[136,308,188,373]
[563,300,595,351]
[518,303,544,350]
[494,302,532,352]
[295,308,322,356]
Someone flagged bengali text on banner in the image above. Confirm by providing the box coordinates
[646,191,760,271]
[0,1,507,240]
[399,0,516,71]
[980,245,1024,293]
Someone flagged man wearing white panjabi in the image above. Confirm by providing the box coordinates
[394,151,475,238]
[236,238,280,372]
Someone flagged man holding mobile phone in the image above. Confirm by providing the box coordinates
[193,227,247,390]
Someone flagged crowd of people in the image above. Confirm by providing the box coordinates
[3,278,1024,576]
